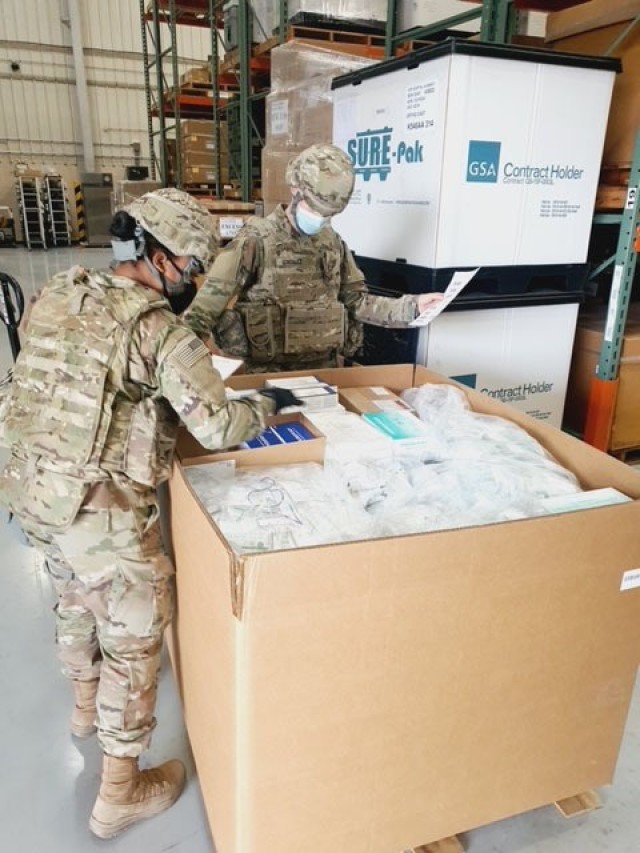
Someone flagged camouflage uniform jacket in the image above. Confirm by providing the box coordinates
[184,205,420,367]
[0,267,273,531]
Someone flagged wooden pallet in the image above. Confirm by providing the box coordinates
[184,182,223,196]
[595,161,634,210]
[180,67,211,88]
[221,25,431,76]
[219,51,271,77]
[555,789,602,818]
[600,163,632,187]
[400,788,603,852]
[595,184,630,212]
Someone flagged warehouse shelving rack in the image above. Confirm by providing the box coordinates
[16,176,47,250]
[583,132,640,451]
[139,1,528,201]
[43,175,72,248]
[139,0,288,199]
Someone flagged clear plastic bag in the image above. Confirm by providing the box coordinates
[185,462,376,553]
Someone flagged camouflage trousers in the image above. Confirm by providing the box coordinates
[23,483,174,759]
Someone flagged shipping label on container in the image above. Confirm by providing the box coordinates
[219,216,245,240]
[270,100,289,137]
[620,569,640,592]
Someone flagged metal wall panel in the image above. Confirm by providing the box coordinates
[0,0,211,171]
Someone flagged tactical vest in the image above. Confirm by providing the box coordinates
[236,217,346,363]
[2,268,173,530]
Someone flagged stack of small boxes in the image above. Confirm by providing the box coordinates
[167,120,230,189]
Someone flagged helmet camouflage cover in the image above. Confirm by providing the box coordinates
[126,187,218,269]
[285,144,355,216]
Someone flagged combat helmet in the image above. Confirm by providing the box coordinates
[286,144,355,216]
[126,187,217,269]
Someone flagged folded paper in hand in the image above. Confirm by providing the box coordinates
[410,268,480,327]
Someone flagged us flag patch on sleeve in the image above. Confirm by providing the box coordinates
[173,336,209,368]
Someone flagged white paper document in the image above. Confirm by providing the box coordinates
[409,268,480,327]
[211,354,243,380]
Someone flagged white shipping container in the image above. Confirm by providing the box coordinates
[415,302,580,427]
[332,41,618,268]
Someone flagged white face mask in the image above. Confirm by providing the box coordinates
[293,201,330,236]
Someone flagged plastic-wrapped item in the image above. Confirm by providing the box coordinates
[251,0,387,41]
[287,0,387,23]
[266,86,333,150]
[266,43,373,148]
[402,383,579,484]
[262,42,373,207]
[398,0,480,35]
[261,146,303,209]
[372,382,584,534]
[185,462,376,553]
[269,40,374,92]
[184,384,585,553]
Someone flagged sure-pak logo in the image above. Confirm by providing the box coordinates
[346,127,424,181]
[467,140,501,183]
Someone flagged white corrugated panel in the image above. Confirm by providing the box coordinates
[0,0,212,173]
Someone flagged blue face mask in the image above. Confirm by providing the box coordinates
[295,206,329,236]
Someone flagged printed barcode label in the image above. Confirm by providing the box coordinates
[620,569,640,592]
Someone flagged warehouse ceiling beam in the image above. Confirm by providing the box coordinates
[63,0,96,173]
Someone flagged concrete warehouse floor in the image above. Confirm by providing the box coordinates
[0,246,639,852]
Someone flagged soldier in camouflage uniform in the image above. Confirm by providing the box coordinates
[0,188,299,839]
[184,143,442,372]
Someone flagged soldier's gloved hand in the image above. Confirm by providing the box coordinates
[258,388,304,412]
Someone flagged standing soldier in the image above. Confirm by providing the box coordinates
[184,143,442,371]
[0,189,299,839]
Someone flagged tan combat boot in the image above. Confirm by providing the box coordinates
[89,754,186,839]
[70,679,98,738]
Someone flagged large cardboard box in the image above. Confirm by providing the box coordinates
[564,305,640,451]
[182,165,228,185]
[169,363,640,853]
[181,150,229,169]
[180,119,216,138]
[332,40,618,268]
[546,0,640,168]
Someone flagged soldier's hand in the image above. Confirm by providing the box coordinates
[258,388,304,413]
[416,292,444,314]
